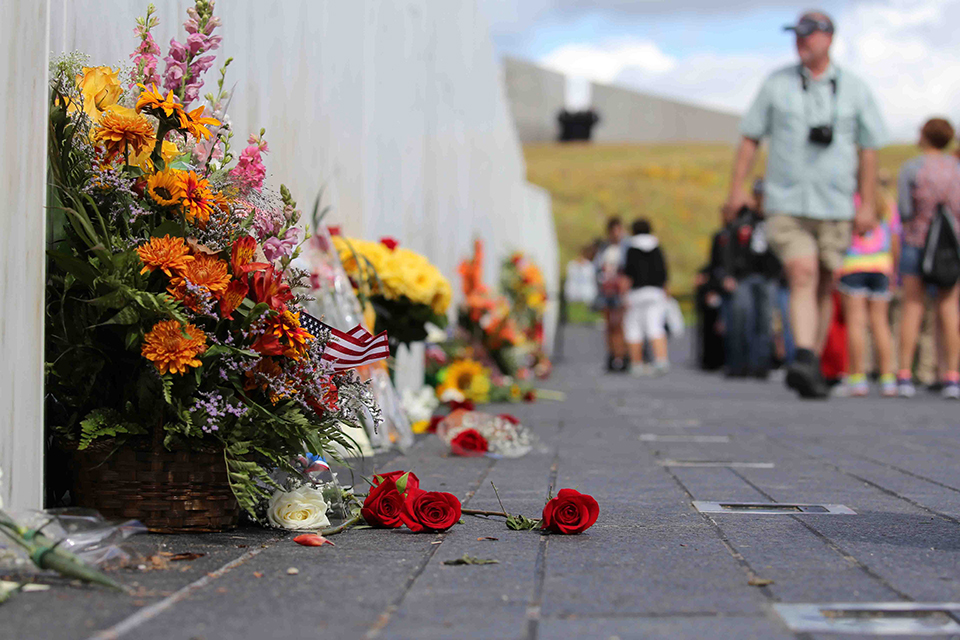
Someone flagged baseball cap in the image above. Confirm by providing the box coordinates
[783,12,834,37]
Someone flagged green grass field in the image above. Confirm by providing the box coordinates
[524,142,917,297]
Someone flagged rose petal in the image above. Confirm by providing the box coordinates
[293,534,334,547]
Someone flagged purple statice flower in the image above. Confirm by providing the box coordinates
[262,227,301,262]
[190,390,248,433]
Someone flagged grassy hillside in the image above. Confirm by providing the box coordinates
[524,142,917,296]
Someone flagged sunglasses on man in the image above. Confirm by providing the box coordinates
[783,16,834,37]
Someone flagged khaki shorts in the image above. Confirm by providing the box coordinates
[766,214,852,272]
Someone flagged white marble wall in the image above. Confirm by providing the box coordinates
[3,0,558,505]
[1,1,49,509]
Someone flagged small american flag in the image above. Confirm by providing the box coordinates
[300,312,390,372]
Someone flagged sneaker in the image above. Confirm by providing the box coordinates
[942,382,960,400]
[879,377,898,398]
[652,361,670,377]
[832,378,869,398]
[785,359,828,399]
[897,378,916,398]
[630,363,650,377]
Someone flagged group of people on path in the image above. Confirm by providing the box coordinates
[710,9,960,400]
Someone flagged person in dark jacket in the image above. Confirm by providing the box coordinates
[622,218,670,376]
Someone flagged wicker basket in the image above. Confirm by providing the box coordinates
[71,435,240,533]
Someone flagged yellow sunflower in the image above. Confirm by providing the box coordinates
[141,319,207,375]
[92,105,156,159]
[146,169,184,207]
[136,235,194,277]
[436,359,491,403]
[176,171,216,225]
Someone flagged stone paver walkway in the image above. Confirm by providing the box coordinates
[4,325,960,639]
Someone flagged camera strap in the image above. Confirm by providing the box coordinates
[799,65,838,128]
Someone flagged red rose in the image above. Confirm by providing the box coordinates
[380,236,399,250]
[450,429,488,456]
[540,489,599,535]
[361,481,404,528]
[523,391,536,402]
[497,413,520,425]
[372,471,420,493]
[400,489,462,532]
[448,399,475,412]
[327,225,341,236]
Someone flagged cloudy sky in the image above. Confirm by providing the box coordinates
[479,0,960,141]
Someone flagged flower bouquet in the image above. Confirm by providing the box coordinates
[44,2,377,532]
[436,411,537,458]
[456,240,526,375]
[332,236,451,352]
[500,252,552,378]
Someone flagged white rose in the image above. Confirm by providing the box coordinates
[267,485,330,530]
[439,387,466,403]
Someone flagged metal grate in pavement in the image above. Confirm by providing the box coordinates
[640,434,730,443]
[693,501,856,515]
[773,602,960,635]
[659,460,774,468]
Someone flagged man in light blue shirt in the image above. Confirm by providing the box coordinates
[722,10,887,398]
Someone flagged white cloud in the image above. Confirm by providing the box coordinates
[534,0,960,140]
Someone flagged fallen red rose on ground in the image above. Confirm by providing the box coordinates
[361,481,405,528]
[400,489,462,532]
[540,488,599,535]
[372,470,420,493]
[450,428,489,456]
[497,413,520,425]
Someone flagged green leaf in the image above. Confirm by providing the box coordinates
[442,555,499,566]
[506,514,541,531]
[78,408,145,450]
[101,305,139,326]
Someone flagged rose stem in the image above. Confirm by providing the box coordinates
[491,481,510,516]
[461,509,509,518]
[319,513,363,537]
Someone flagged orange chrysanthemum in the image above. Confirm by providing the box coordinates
[136,235,194,277]
[178,105,220,141]
[92,105,156,159]
[252,310,314,359]
[146,169,184,207]
[135,84,183,119]
[169,252,232,296]
[176,171,216,225]
[141,319,207,375]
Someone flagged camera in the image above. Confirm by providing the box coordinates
[808,125,834,146]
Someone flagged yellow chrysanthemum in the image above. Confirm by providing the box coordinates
[141,319,207,375]
[74,66,122,121]
[136,235,194,277]
[146,169,184,207]
[178,105,220,140]
[169,252,232,296]
[436,359,491,404]
[135,84,183,119]
[92,105,156,159]
[176,171,216,225]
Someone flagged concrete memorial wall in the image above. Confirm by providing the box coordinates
[503,56,566,143]
[0,0,558,509]
[591,80,741,144]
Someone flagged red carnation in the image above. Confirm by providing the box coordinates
[450,429,488,457]
[540,489,599,535]
[361,481,404,529]
[380,236,399,251]
[400,489,462,533]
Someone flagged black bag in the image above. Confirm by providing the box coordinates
[921,203,960,288]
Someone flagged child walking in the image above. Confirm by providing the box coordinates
[896,118,960,399]
[622,219,669,376]
[833,192,899,397]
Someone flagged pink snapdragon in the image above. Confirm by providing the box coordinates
[262,227,302,263]
[130,5,161,90]
[162,0,221,105]
[230,133,269,192]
